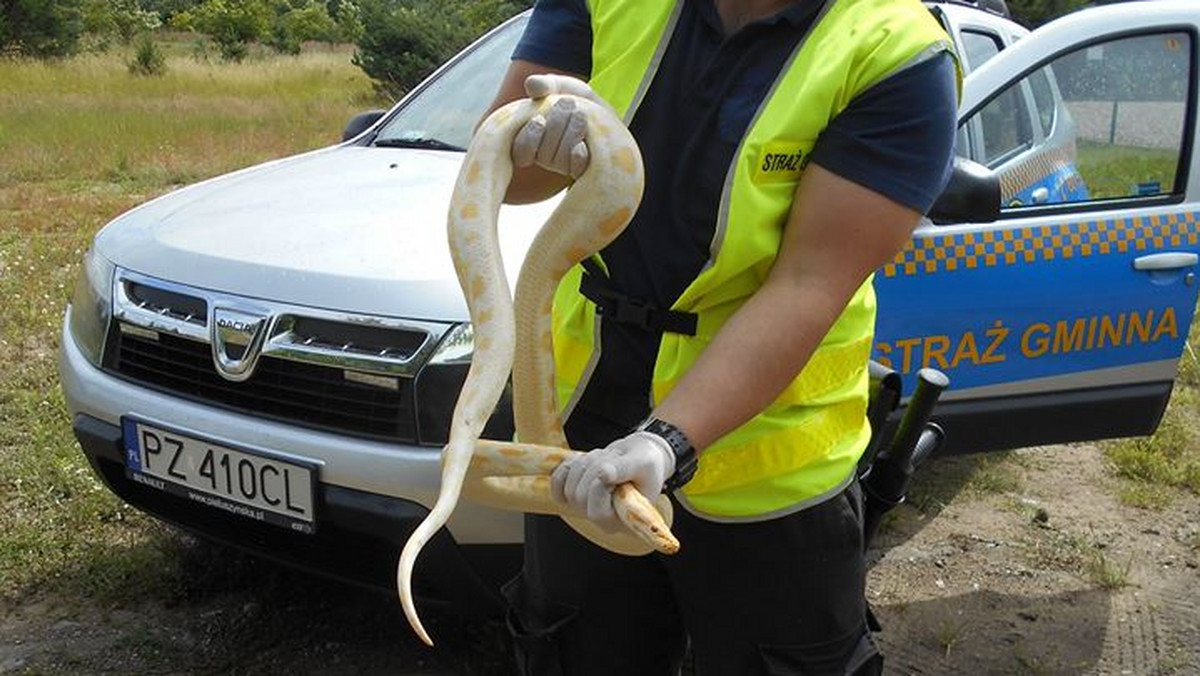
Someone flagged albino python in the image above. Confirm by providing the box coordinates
[397,86,680,646]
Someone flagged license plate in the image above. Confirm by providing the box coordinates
[122,418,317,534]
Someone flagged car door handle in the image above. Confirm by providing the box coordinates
[1133,252,1198,271]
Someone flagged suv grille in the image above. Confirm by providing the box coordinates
[124,282,207,326]
[105,270,452,443]
[113,331,417,440]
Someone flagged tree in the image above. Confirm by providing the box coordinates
[1005,0,1131,28]
[174,0,270,61]
[127,33,168,76]
[0,0,85,58]
[266,0,338,54]
[352,0,457,98]
[81,0,161,47]
[352,0,529,99]
[142,0,208,24]
[329,0,362,43]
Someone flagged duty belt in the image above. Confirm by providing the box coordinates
[579,259,698,336]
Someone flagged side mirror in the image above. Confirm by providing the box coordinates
[342,110,387,142]
[927,156,1000,225]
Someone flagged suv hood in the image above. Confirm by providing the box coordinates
[95,146,557,321]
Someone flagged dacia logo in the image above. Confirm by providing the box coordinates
[216,318,257,335]
[211,307,271,382]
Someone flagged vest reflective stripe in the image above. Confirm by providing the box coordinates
[652,333,875,409]
[685,393,868,496]
[657,277,878,506]
[557,0,958,518]
[585,0,682,123]
[676,384,873,519]
[552,266,598,418]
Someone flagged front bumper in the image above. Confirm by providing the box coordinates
[59,315,522,614]
[72,414,519,612]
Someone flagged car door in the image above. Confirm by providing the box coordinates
[873,1,1200,454]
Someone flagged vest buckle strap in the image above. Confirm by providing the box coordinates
[578,267,698,336]
[612,295,651,327]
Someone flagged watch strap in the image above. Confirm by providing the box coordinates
[639,417,698,492]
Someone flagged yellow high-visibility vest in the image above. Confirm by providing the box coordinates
[553,0,958,519]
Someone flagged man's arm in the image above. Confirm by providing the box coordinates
[482,60,587,204]
[649,55,961,446]
[551,54,957,523]
[652,165,923,451]
[552,165,925,524]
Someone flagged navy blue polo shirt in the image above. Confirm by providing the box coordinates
[513,0,959,442]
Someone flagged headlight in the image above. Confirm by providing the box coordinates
[67,248,114,366]
[428,322,474,365]
[415,322,514,445]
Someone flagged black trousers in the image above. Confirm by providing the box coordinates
[503,415,882,675]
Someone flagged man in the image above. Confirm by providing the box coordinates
[484,0,959,673]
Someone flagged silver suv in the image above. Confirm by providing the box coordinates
[60,0,1200,613]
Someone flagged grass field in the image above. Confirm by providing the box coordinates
[0,40,376,603]
[1076,141,1180,200]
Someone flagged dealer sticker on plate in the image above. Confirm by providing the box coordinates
[122,418,317,534]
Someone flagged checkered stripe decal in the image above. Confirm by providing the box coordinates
[998,143,1077,204]
[883,212,1200,278]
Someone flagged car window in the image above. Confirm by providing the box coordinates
[962,31,1192,210]
[978,82,1034,166]
[961,29,1004,71]
[373,15,529,150]
[1028,67,1056,138]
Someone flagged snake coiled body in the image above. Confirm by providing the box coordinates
[397,93,678,646]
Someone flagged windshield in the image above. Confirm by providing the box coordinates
[373,14,529,150]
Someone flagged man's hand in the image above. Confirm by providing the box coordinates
[511,74,610,180]
[550,431,675,531]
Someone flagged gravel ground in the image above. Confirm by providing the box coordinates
[1067,101,1184,150]
[1,443,1197,676]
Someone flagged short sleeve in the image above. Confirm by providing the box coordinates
[810,52,959,213]
[512,0,594,77]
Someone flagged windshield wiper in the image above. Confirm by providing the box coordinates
[373,137,465,152]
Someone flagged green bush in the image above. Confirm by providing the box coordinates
[172,0,345,60]
[0,0,86,58]
[1006,0,1133,28]
[142,0,205,24]
[127,34,167,76]
[352,0,529,99]
[265,21,300,54]
[352,1,454,99]
[279,1,338,42]
[265,1,337,55]
[82,0,161,48]
[330,0,362,43]
[175,0,270,61]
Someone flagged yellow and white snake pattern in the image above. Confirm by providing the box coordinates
[397,90,679,646]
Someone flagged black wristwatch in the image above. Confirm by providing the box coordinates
[639,417,698,492]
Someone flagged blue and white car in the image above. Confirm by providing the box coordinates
[876,0,1199,456]
[59,0,1200,612]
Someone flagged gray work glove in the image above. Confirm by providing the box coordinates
[511,74,611,180]
[551,431,676,532]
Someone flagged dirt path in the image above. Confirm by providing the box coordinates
[872,444,1199,675]
[1,443,1197,675]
